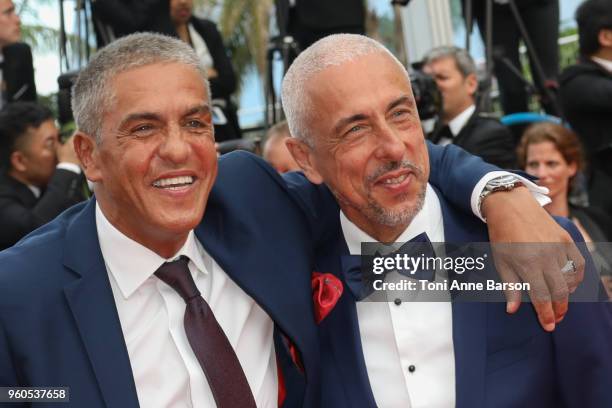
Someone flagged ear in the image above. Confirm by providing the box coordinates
[599,28,612,48]
[73,131,103,182]
[9,151,27,173]
[465,73,478,97]
[285,138,324,184]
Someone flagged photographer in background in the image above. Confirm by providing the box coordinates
[0,102,86,250]
[170,0,242,142]
[559,0,612,215]
[424,46,516,168]
[0,0,36,109]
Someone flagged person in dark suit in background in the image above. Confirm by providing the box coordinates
[424,46,516,168]
[0,102,84,250]
[284,0,366,51]
[462,0,560,115]
[559,0,612,215]
[0,0,36,108]
[91,0,175,46]
[283,33,611,408]
[170,0,242,142]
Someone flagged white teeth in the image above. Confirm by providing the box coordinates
[152,176,194,188]
[382,174,408,184]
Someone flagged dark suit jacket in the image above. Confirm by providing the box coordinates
[188,18,236,100]
[91,0,175,46]
[431,111,517,168]
[0,169,85,250]
[560,58,612,182]
[287,0,366,50]
[1,43,37,103]
[310,189,612,407]
[0,144,501,407]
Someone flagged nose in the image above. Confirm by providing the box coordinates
[374,121,406,162]
[158,124,190,164]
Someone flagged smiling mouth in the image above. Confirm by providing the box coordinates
[380,174,409,185]
[152,175,196,190]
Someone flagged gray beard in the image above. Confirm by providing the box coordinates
[365,181,426,227]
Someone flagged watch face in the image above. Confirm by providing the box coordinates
[489,175,519,188]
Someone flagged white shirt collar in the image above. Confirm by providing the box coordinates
[27,185,40,198]
[591,56,612,73]
[340,184,443,255]
[95,202,208,299]
[448,104,476,136]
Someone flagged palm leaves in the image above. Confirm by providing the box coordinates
[195,0,273,94]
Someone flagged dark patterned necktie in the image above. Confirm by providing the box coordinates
[155,256,257,408]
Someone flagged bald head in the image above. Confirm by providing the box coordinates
[281,34,409,146]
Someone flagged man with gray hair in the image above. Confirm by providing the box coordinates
[283,34,611,407]
[0,31,597,408]
[423,45,516,168]
[0,32,328,408]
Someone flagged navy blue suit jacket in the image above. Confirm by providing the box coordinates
[0,143,499,407]
[312,189,612,408]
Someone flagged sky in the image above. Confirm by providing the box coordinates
[25,0,584,127]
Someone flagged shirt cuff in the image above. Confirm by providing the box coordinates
[56,162,82,174]
[471,171,551,222]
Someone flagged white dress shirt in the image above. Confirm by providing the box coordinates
[448,105,476,137]
[592,56,612,73]
[96,204,278,408]
[341,184,456,408]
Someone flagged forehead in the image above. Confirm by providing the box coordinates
[307,53,412,115]
[527,141,560,156]
[425,56,458,72]
[109,62,208,112]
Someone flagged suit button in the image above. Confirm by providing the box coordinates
[394,298,402,306]
[408,365,416,373]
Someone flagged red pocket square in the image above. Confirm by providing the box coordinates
[311,272,343,324]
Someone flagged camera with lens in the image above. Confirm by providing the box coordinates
[409,68,441,121]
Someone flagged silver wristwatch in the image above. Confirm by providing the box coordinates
[478,175,524,217]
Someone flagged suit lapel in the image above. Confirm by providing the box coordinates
[195,213,318,379]
[452,111,477,147]
[0,174,37,207]
[62,199,140,408]
[436,189,487,408]
[322,231,377,407]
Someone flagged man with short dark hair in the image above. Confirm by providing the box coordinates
[559,0,612,213]
[0,102,84,249]
[424,46,516,168]
[0,0,36,108]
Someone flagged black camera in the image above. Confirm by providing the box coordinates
[409,69,442,121]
